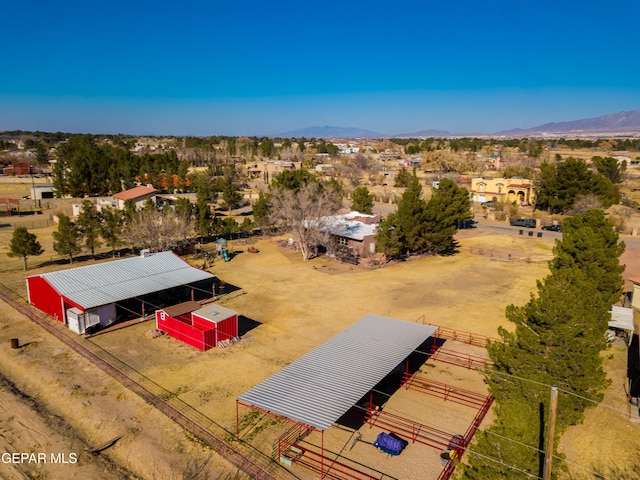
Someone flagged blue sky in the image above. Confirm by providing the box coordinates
[2,0,639,136]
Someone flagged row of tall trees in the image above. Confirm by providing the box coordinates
[52,135,188,197]
[463,209,625,479]
[8,194,255,269]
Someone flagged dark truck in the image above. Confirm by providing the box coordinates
[510,218,536,228]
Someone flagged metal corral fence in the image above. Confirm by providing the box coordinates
[0,286,301,480]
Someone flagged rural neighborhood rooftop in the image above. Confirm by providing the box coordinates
[321,211,379,241]
[238,314,437,430]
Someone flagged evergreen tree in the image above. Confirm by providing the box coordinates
[76,200,102,258]
[8,226,44,271]
[271,168,316,192]
[252,191,272,234]
[123,198,138,225]
[100,206,124,257]
[394,166,413,187]
[550,209,625,306]
[423,178,471,254]
[220,167,244,213]
[351,186,375,214]
[375,212,403,258]
[593,155,625,184]
[53,214,81,263]
[394,175,428,253]
[463,210,624,479]
[375,175,427,257]
[535,157,617,213]
[174,197,194,220]
[142,196,157,212]
[195,194,213,239]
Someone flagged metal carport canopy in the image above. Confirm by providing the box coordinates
[238,314,437,431]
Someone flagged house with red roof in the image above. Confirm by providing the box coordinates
[113,185,157,209]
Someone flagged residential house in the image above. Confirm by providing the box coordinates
[113,185,158,210]
[319,211,380,262]
[471,177,535,206]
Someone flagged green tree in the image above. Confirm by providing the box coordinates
[239,217,254,236]
[76,200,102,258]
[374,212,403,257]
[464,266,611,479]
[252,191,272,233]
[535,157,617,213]
[593,155,625,184]
[123,198,138,225]
[271,169,316,192]
[394,166,413,187]
[549,209,625,306]
[219,167,244,214]
[174,197,194,220]
[350,186,375,214]
[8,226,44,270]
[195,195,214,239]
[463,211,624,480]
[35,142,49,166]
[100,206,124,257]
[53,214,82,263]
[142,196,157,212]
[422,178,471,254]
[376,175,428,257]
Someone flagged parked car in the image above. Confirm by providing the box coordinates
[458,219,478,229]
[480,201,494,207]
[542,224,561,232]
[510,218,536,228]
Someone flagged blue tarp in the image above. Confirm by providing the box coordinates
[373,432,408,456]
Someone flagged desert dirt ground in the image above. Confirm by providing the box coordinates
[1,179,640,479]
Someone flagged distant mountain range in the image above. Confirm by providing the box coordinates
[274,125,383,139]
[497,110,640,135]
[273,110,640,138]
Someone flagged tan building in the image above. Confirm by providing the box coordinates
[470,177,535,206]
[246,160,301,180]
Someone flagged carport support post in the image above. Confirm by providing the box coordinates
[235,401,239,439]
[321,430,324,479]
[405,359,409,385]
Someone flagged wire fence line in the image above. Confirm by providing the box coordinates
[0,286,301,480]
[461,246,553,264]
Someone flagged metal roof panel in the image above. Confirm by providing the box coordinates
[34,251,215,309]
[238,315,437,430]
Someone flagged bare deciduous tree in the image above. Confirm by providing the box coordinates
[128,208,194,253]
[269,182,341,261]
[570,193,603,215]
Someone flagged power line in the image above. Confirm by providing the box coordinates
[463,447,541,479]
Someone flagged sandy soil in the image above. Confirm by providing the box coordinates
[1,175,639,478]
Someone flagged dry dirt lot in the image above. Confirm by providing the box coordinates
[1,178,640,479]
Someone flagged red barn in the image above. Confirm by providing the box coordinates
[156,301,239,350]
[26,251,216,334]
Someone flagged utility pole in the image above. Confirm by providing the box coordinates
[542,386,558,480]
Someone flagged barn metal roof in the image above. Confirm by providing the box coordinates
[238,314,437,430]
[33,251,215,309]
